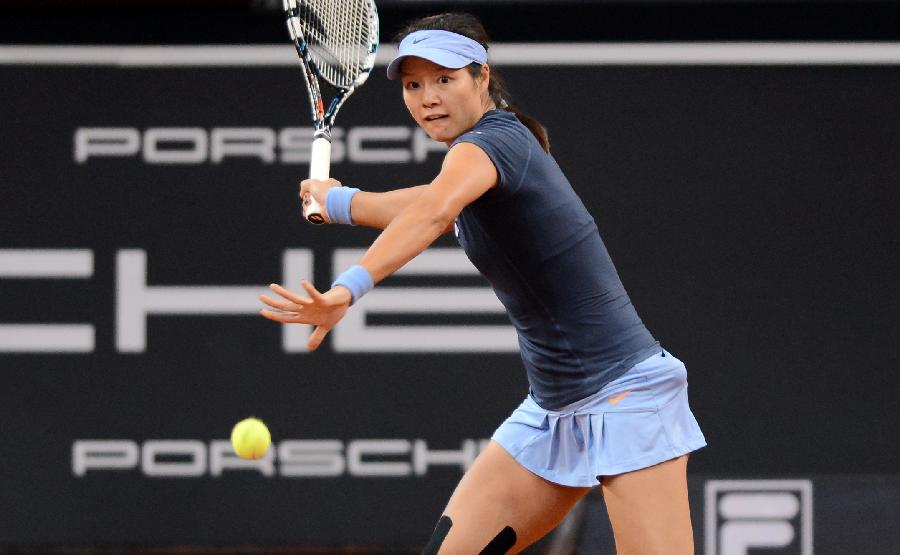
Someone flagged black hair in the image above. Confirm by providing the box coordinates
[394,13,550,153]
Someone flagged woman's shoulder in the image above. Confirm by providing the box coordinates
[455,110,530,148]
[474,109,522,131]
[451,110,541,196]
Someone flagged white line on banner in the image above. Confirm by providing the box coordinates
[0,249,93,278]
[3,43,900,66]
[0,325,95,352]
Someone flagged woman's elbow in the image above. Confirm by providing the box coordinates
[412,193,460,235]
[431,207,459,235]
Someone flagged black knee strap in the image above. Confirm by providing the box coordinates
[479,526,517,554]
[422,516,517,555]
[423,515,453,555]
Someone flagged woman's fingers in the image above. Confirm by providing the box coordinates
[299,279,324,301]
[259,308,303,324]
[260,280,346,352]
[269,283,313,305]
[307,324,331,351]
[259,293,301,312]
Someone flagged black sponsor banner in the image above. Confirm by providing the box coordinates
[1,55,899,548]
[576,475,900,554]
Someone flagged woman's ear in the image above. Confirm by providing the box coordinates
[481,64,491,90]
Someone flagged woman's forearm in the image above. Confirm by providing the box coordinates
[349,185,431,229]
[358,191,456,283]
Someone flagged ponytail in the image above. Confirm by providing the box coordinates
[481,65,550,153]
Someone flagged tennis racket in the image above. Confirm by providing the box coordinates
[282,0,379,224]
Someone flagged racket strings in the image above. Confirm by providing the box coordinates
[298,0,376,88]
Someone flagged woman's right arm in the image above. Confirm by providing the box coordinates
[350,185,430,230]
[301,181,452,232]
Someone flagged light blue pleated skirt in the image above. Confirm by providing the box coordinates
[492,349,706,487]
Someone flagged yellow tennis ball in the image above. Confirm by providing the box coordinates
[230,417,271,460]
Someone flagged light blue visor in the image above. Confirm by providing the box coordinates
[386,30,488,80]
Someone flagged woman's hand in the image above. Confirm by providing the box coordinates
[259,281,352,351]
[299,178,343,223]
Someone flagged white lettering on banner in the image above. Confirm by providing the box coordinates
[115,249,312,353]
[412,127,449,162]
[72,438,488,478]
[209,440,276,477]
[3,247,509,353]
[141,440,207,477]
[331,249,518,353]
[72,440,139,476]
[74,127,446,164]
[74,128,139,163]
[0,249,95,353]
[278,127,346,164]
[347,439,412,477]
[0,250,93,277]
[705,480,813,555]
[277,440,345,477]
[143,127,207,164]
[210,128,276,163]
[347,126,412,163]
[413,439,478,476]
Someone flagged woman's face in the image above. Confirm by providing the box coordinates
[400,57,492,145]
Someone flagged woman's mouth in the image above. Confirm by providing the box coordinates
[424,114,448,122]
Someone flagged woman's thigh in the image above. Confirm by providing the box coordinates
[428,441,591,554]
[600,455,694,555]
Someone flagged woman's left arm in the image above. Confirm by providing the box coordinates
[260,141,497,350]
[358,142,498,282]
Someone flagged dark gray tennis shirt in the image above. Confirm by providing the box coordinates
[451,110,660,410]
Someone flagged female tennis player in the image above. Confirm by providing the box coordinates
[260,13,706,554]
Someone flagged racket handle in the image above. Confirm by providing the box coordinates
[305,135,331,225]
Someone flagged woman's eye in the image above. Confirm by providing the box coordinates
[439,76,450,84]
[405,81,419,90]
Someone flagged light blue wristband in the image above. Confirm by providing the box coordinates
[325,187,360,225]
[332,265,374,305]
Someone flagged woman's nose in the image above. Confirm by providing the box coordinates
[422,84,440,106]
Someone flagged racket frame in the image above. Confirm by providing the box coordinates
[283,0,379,224]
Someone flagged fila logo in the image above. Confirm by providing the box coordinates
[705,480,813,555]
